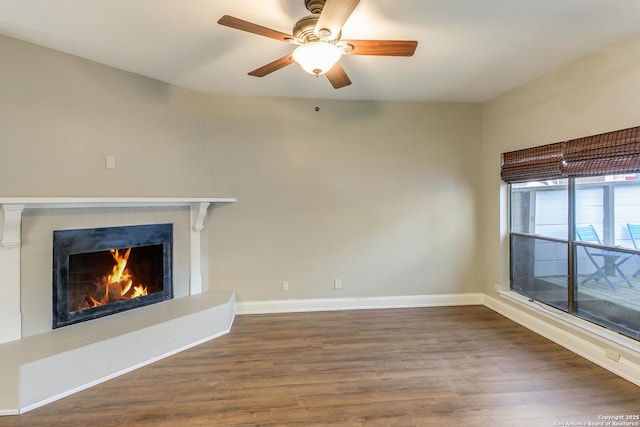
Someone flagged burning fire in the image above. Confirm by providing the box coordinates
[84,247,148,309]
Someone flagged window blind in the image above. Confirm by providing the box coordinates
[500,142,564,183]
[501,125,640,183]
[563,126,640,177]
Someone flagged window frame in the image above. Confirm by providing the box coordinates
[507,175,640,340]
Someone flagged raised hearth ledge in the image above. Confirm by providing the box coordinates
[0,289,236,415]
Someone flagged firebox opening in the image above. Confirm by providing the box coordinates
[68,244,164,312]
[53,223,173,329]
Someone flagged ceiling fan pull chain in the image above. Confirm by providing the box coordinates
[314,74,321,111]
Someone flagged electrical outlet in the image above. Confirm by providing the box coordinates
[605,348,620,362]
[334,278,342,290]
[282,281,289,291]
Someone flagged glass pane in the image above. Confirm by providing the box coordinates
[575,173,640,247]
[510,234,568,311]
[574,245,640,340]
[510,179,568,238]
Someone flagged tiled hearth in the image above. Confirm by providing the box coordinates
[0,197,236,415]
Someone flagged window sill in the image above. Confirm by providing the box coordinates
[498,290,640,354]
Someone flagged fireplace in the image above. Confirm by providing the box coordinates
[52,223,173,328]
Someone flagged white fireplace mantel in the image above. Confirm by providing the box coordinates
[0,196,236,209]
[0,196,236,245]
[0,197,236,344]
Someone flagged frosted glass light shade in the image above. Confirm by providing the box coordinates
[292,42,342,75]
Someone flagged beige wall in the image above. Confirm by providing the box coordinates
[204,97,482,301]
[0,36,211,198]
[0,34,484,305]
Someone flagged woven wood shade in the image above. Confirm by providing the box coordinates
[501,125,640,183]
[500,142,564,183]
[563,126,640,177]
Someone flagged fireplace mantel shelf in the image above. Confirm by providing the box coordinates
[0,196,236,209]
[0,197,236,248]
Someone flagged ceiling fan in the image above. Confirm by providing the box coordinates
[218,0,418,89]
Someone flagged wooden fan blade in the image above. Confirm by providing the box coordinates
[342,40,418,56]
[248,54,295,77]
[218,15,295,42]
[315,0,361,40]
[325,62,352,89]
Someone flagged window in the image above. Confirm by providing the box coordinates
[503,126,640,341]
[510,179,569,312]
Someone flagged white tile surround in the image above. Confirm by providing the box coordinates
[0,198,236,415]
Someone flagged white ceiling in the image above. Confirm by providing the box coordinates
[1,0,640,102]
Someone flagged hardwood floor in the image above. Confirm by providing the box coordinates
[1,306,638,426]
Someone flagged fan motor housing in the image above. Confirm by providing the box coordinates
[293,15,321,42]
[297,0,340,42]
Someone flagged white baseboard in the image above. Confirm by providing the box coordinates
[235,293,484,315]
[483,293,640,387]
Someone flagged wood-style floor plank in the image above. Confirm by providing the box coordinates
[0,306,638,426]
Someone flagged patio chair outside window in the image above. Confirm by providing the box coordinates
[626,223,640,278]
[575,225,633,291]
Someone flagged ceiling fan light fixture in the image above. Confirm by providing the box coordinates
[292,42,342,75]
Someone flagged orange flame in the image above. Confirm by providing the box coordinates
[84,247,148,309]
[132,285,148,298]
[108,248,131,285]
